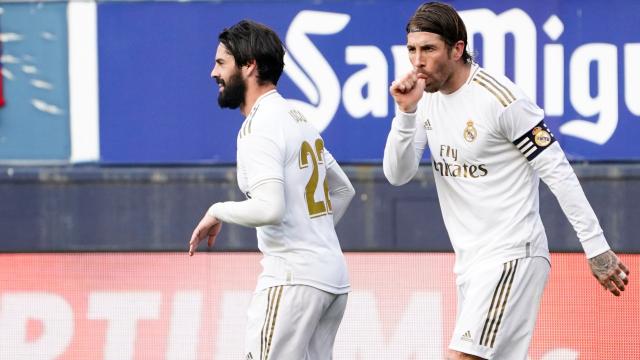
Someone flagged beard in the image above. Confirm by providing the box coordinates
[423,79,442,93]
[421,51,455,93]
[422,66,450,93]
[217,71,246,109]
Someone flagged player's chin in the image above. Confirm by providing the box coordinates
[424,84,438,93]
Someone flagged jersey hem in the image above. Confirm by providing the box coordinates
[455,250,550,281]
[448,343,493,359]
[256,280,351,295]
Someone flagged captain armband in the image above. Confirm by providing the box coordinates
[512,120,556,161]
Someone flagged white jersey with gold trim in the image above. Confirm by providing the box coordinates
[384,64,610,276]
[236,90,350,294]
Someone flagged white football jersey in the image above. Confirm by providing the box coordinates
[384,64,609,275]
[236,90,350,294]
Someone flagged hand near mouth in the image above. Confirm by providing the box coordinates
[389,71,426,113]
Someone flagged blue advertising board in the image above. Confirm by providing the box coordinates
[90,0,640,162]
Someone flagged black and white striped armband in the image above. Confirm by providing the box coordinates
[513,120,556,161]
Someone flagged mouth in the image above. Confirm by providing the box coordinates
[215,78,225,91]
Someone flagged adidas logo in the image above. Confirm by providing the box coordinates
[461,330,473,343]
[245,352,254,360]
[423,118,433,130]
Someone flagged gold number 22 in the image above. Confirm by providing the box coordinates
[299,138,332,217]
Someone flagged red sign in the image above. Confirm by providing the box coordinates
[0,253,637,359]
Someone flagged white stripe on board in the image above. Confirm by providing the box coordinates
[68,1,100,163]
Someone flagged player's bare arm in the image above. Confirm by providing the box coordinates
[588,250,630,296]
[188,213,222,256]
[390,71,425,113]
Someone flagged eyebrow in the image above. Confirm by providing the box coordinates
[407,42,437,49]
[407,32,444,49]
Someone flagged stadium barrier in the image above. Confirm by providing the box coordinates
[1,164,639,252]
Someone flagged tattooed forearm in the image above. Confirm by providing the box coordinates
[588,250,618,278]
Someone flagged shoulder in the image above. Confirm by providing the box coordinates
[239,92,289,139]
[468,66,526,109]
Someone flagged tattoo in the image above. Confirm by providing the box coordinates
[588,251,617,279]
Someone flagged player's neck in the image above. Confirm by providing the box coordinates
[440,62,472,95]
[240,83,277,116]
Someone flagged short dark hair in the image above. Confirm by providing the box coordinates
[218,20,285,85]
[406,2,472,64]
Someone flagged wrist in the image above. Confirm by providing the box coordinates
[582,233,610,259]
[394,110,418,131]
[398,105,417,114]
[207,203,220,219]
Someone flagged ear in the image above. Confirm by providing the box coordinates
[242,59,257,78]
[451,40,465,61]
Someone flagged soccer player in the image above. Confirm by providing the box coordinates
[383,2,630,359]
[188,20,355,359]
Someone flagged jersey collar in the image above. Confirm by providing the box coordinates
[250,89,278,113]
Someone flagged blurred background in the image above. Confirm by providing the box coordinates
[0,0,638,359]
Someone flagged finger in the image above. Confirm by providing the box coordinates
[618,269,629,285]
[212,222,223,237]
[189,240,198,256]
[189,229,201,256]
[618,261,630,275]
[610,273,626,292]
[391,78,414,95]
[208,234,217,248]
[190,231,200,247]
[391,81,408,94]
[606,279,621,296]
[209,222,223,247]
[192,227,202,242]
[207,226,217,247]
[404,76,417,91]
[598,276,608,290]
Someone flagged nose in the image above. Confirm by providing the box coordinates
[210,64,219,79]
[412,52,426,69]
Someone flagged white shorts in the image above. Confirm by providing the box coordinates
[449,256,550,359]
[244,285,348,360]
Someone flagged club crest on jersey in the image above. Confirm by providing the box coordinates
[532,127,552,147]
[463,120,477,142]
